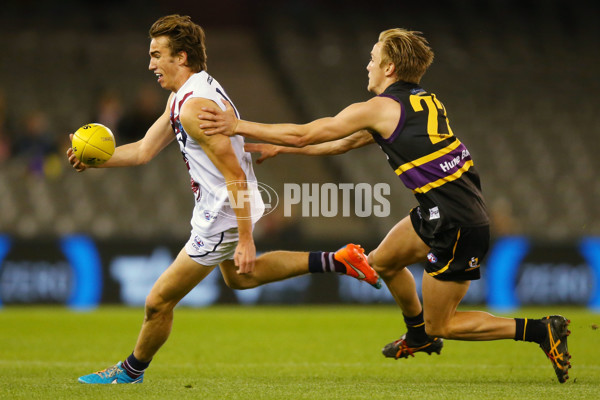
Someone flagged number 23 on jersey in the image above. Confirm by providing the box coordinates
[409,93,454,144]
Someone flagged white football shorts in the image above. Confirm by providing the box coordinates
[184,227,239,266]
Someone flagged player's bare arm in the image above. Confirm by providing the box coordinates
[180,97,256,274]
[245,130,375,164]
[199,96,400,146]
[67,94,175,172]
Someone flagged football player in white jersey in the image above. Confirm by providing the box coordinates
[68,15,381,384]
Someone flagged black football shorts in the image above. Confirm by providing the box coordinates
[410,206,490,281]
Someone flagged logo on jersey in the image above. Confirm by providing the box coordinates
[169,90,193,147]
[175,124,187,148]
[191,177,201,201]
[427,252,438,264]
[416,207,423,220]
[468,257,479,268]
[429,206,440,220]
[204,210,218,221]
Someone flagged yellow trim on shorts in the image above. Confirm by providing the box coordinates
[465,264,480,272]
[428,229,461,277]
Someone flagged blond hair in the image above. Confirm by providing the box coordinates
[378,29,434,84]
[149,14,207,72]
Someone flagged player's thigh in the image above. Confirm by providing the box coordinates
[369,215,430,269]
[148,247,215,307]
[421,272,469,333]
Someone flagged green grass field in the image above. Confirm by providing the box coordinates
[0,305,598,399]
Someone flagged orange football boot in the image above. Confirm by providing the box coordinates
[334,244,382,289]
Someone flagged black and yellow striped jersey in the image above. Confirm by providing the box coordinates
[371,81,489,232]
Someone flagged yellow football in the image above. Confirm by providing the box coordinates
[72,123,115,166]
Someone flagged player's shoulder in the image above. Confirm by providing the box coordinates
[179,97,215,122]
[368,95,399,105]
[177,72,219,107]
[190,71,223,91]
[181,71,207,93]
[187,72,225,102]
[363,95,402,115]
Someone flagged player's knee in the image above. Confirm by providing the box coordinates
[144,293,172,319]
[367,250,382,272]
[367,249,394,278]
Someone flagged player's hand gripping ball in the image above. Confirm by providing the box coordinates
[71,123,115,166]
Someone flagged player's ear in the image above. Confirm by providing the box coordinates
[384,62,396,77]
[177,51,188,66]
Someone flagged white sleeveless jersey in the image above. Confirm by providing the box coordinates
[169,71,264,237]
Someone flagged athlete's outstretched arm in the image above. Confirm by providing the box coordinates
[181,97,256,274]
[245,130,375,164]
[67,94,175,172]
[198,97,392,147]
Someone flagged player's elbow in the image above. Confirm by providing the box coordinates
[137,153,153,165]
[286,134,308,148]
[291,132,324,148]
[331,141,351,155]
[137,140,157,165]
[295,120,341,147]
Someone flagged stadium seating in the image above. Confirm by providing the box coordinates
[0,1,597,244]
